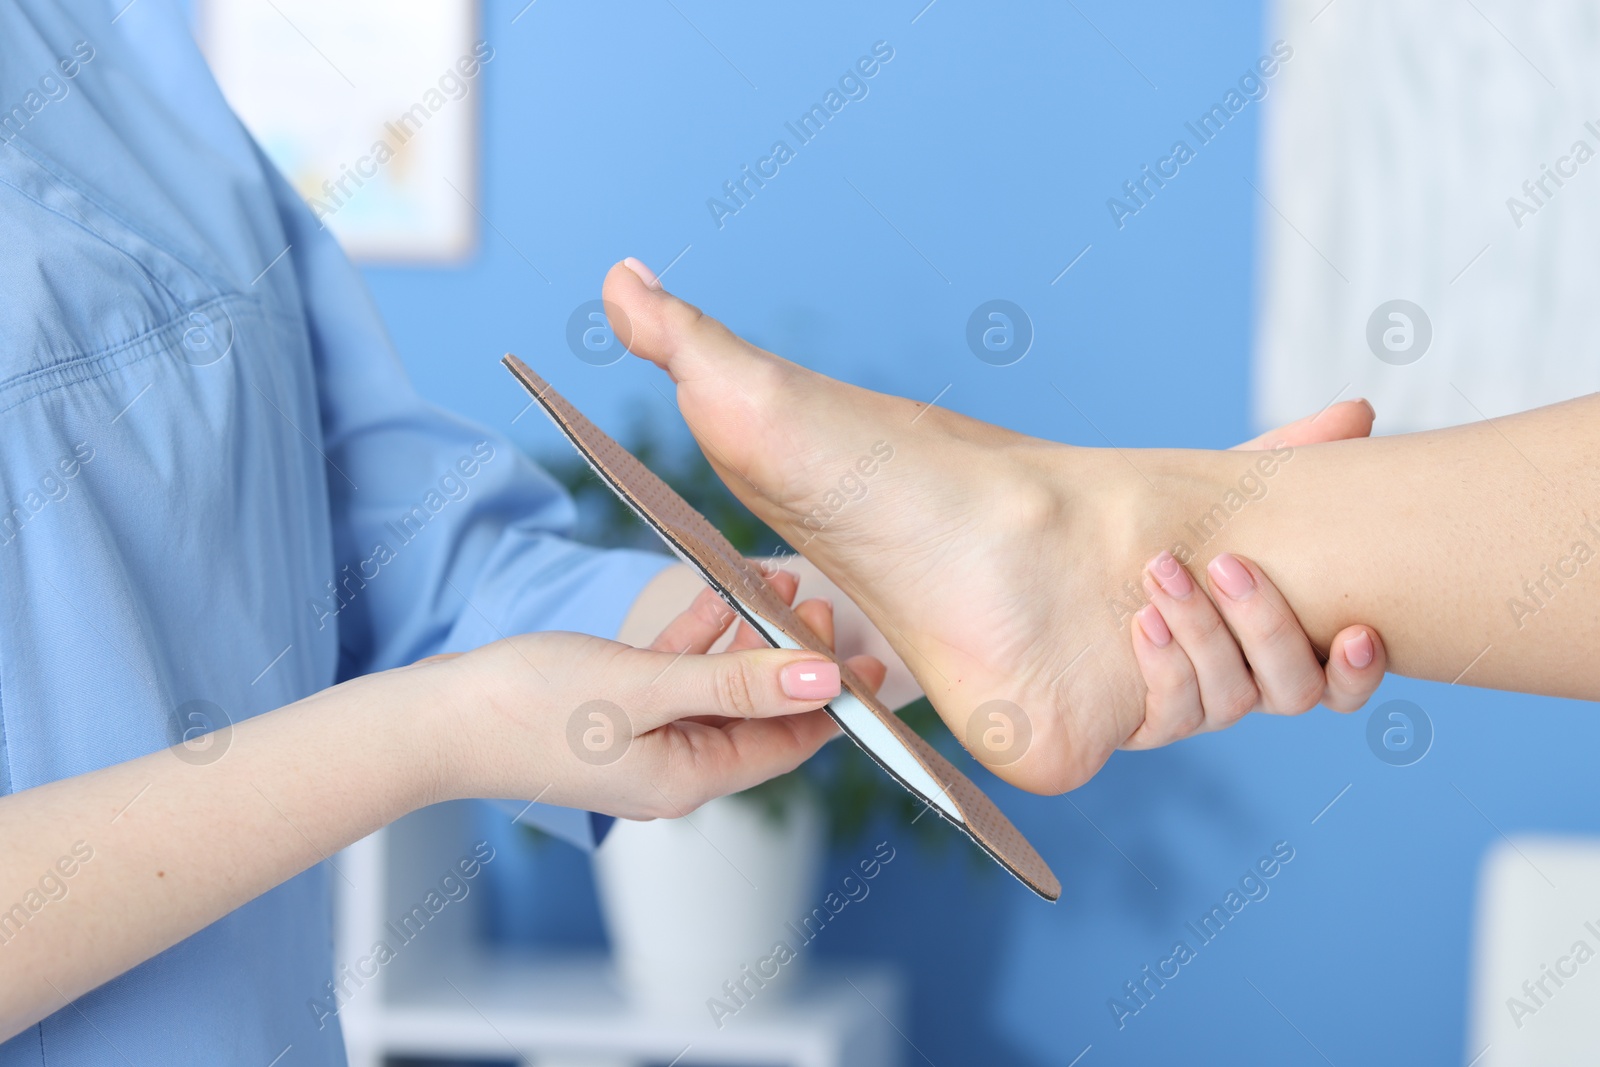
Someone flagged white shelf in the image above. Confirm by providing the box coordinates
[334,803,907,1067]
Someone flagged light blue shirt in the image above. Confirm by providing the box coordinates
[0,2,670,1062]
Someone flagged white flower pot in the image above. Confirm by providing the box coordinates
[594,788,825,1022]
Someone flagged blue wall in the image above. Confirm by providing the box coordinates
[364,2,1599,1063]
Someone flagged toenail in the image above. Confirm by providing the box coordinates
[622,257,661,290]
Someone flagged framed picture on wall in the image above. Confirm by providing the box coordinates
[198,0,483,263]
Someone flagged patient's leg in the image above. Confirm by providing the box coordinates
[604,260,1600,792]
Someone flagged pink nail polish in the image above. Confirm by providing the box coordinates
[1344,630,1374,670]
[781,660,840,700]
[1146,551,1193,599]
[1207,553,1255,600]
[622,256,661,290]
[1136,604,1172,648]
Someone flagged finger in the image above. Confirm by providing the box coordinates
[726,594,836,656]
[652,709,839,812]
[1231,399,1375,450]
[726,566,801,649]
[1321,625,1388,713]
[763,567,800,604]
[629,647,842,730]
[1141,552,1260,730]
[1122,604,1206,749]
[649,585,738,654]
[794,597,836,650]
[707,644,874,751]
[845,653,887,696]
[1204,553,1326,717]
[703,596,836,726]
[726,617,768,652]
[726,588,827,655]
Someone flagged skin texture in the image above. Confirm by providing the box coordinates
[602,258,1596,796]
[0,578,883,1041]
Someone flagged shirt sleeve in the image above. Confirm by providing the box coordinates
[262,153,670,849]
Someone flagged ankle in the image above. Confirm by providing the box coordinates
[1032,442,1232,612]
[1137,448,1276,569]
[1026,440,1160,549]
[997,438,1080,542]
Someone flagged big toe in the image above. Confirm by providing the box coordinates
[602,258,777,390]
[602,257,815,508]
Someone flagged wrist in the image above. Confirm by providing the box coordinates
[350,659,474,810]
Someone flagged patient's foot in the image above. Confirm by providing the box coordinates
[604,260,1190,793]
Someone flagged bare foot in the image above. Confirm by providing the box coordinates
[603,259,1319,793]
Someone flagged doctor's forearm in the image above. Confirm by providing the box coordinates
[1122,393,1600,696]
[0,669,446,1041]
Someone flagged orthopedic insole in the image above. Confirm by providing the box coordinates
[504,354,1061,902]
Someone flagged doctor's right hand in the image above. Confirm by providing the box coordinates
[414,576,883,821]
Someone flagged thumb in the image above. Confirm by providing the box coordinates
[624,646,842,731]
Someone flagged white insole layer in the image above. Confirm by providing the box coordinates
[732,595,964,825]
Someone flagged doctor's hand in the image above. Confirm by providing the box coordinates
[422,572,884,820]
[1124,402,1390,748]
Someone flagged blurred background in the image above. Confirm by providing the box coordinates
[198,0,1600,1063]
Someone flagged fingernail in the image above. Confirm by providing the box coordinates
[1146,551,1193,599]
[1344,630,1374,670]
[782,660,840,700]
[1136,604,1172,648]
[1207,553,1255,600]
[622,256,661,290]
[1357,398,1375,420]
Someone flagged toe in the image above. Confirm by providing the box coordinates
[602,259,764,387]
[599,259,819,521]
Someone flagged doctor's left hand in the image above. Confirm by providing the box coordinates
[417,572,884,820]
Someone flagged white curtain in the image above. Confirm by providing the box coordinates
[1255,0,1600,433]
